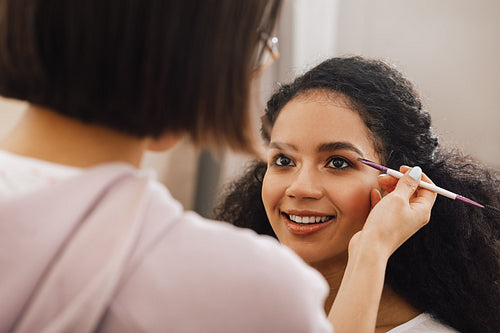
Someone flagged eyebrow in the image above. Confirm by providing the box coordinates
[317,142,363,156]
[269,141,364,156]
[269,142,298,151]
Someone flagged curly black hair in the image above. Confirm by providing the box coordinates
[214,56,500,333]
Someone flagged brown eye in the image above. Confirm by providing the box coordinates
[327,157,350,170]
[274,154,294,167]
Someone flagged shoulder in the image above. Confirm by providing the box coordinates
[106,189,331,332]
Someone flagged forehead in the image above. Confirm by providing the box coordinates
[270,92,375,155]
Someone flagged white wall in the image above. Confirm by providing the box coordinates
[336,0,500,167]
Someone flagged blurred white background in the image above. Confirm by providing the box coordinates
[1,0,499,217]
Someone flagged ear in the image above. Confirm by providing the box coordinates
[145,132,186,152]
[370,188,383,209]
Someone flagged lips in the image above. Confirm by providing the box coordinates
[288,214,333,224]
[282,212,335,236]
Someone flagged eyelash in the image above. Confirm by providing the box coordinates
[326,156,352,170]
[271,153,295,167]
[270,154,352,170]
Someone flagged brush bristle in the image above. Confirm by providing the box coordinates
[484,205,500,218]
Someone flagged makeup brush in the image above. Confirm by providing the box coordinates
[357,158,500,216]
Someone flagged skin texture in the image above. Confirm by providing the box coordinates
[262,94,381,269]
[0,105,184,168]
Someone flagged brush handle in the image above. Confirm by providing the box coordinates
[385,169,458,200]
[359,158,486,209]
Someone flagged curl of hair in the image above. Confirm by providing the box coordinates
[217,56,500,332]
[386,148,500,332]
[214,161,275,237]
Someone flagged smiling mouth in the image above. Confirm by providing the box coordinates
[283,213,335,225]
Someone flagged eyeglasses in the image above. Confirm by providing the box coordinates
[254,33,280,73]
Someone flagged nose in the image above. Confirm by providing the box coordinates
[285,165,324,200]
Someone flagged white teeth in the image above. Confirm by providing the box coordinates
[288,214,332,224]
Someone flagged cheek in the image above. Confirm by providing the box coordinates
[330,177,375,220]
[261,174,282,213]
[261,174,286,233]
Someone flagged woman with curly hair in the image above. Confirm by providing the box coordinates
[215,56,500,332]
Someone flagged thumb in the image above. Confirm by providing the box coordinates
[392,166,422,199]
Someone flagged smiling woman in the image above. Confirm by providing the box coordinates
[262,92,380,265]
[214,56,500,333]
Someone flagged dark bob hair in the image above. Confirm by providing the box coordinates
[0,0,281,152]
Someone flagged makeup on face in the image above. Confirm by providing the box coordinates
[283,210,336,236]
[261,94,381,264]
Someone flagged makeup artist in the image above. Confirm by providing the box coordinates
[0,1,435,332]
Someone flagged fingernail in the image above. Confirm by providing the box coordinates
[409,166,422,180]
[378,174,388,177]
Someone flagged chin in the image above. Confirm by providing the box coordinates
[284,242,347,268]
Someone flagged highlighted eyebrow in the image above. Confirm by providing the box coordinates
[317,142,363,156]
[269,142,298,151]
[269,141,364,156]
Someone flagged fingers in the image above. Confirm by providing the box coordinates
[378,166,412,193]
[378,174,397,193]
[391,166,422,199]
[376,165,437,210]
[410,171,437,215]
[363,165,438,258]
[394,166,437,226]
[399,166,412,174]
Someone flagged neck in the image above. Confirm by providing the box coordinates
[0,105,148,168]
[314,256,420,332]
[374,286,421,332]
[310,256,348,314]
